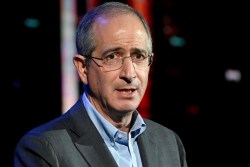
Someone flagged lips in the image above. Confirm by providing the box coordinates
[116,88,137,98]
[118,89,135,93]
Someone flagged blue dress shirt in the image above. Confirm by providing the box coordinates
[82,93,146,167]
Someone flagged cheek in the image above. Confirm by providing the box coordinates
[91,72,113,93]
[138,70,149,89]
[142,79,148,92]
[140,69,149,80]
[87,69,103,90]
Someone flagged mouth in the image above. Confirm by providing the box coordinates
[118,88,136,93]
[116,88,137,98]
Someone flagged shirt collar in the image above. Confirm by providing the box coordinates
[82,92,146,145]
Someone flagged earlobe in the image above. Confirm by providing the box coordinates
[73,54,88,84]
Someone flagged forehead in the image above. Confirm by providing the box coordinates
[94,13,145,30]
[93,14,148,49]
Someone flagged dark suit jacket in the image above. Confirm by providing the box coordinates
[14,98,188,167]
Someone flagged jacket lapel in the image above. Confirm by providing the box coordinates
[137,132,158,167]
[67,98,118,167]
[75,139,118,167]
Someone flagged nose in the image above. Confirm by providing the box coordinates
[119,56,136,82]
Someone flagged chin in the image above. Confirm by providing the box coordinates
[111,99,139,112]
[116,104,138,113]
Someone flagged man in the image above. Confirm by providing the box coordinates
[14,2,188,167]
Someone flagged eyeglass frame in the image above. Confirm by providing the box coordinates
[86,53,153,71]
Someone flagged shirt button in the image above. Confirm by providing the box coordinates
[110,142,115,147]
[117,133,123,139]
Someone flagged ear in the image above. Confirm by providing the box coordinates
[73,54,88,84]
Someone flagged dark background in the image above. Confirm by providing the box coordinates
[3,0,249,166]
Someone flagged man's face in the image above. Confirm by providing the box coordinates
[87,14,151,116]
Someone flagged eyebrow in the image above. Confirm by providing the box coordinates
[132,48,147,55]
[102,47,147,56]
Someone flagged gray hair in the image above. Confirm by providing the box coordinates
[75,1,153,64]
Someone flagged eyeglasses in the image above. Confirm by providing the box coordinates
[88,52,153,71]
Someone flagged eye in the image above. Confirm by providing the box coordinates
[104,53,116,60]
[133,53,146,60]
[103,53,121,65]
